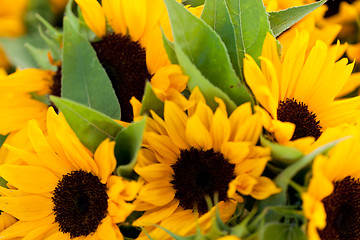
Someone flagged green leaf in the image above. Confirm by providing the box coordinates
[164,0,253,106]
[161,30,178,65]
[182,0,205,7]
[201,0,240,77]
[25,44,57,71]
[114,118,146,179]
[0,34,45,68]
[269,0,327,37]
[0,177,8,188]
[174,43,237,113]
[62,17,121,119]
[259,223,307,240]
[260,136,304,166]
[50,96,124,153]
[140,82,165,118]
[64,0,80,30]
[25,0,53,33]
[225,0,272,68]
[0,134,7,149]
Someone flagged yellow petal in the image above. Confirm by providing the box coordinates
[251,177,281,200]
[94,215,123,240]
[228,173,257,196]
[102,0,127,35]
[186,115,213,150]
[0,215,54,239]
[94,139,116,183]
[135,163,173,182]
[145,132,179,164]
[0,164,58,194]
[122,0,147,42]
[23,223,58,240]
[164,101,189,149]
[134,199,179,226]
[210,107,230,152]
[0,195,53,221]
[75,0,106,37]
[137,181,175,206]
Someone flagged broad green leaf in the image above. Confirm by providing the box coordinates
[260,136,303,166]
[269,0,327,37]
[259,223,307,240]
[62,17,121,119]
[174,43,237,113]
[164,0,253,106]
[140,82,164,118]
[114,118,146,179]
[201,0,240,77]
[225,0,272,68]
[50,96,124,153]
[25,44,57,71]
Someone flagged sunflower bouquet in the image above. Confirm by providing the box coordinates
[1,0,360,239]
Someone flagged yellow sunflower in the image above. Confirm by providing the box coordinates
[133,88,280,239]
[74,0,197,122]
[0,107,139,239]
[244,30,360,148]
[302,124,360,240]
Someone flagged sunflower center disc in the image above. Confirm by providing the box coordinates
[92,34,151,122]
[277,98,322,140]
[319,176,360,240]
[50,66,62,98]
[52,170,108,238]
[170,148,235,215]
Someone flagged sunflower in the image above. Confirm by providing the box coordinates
[302,124,360,240]
[0,107,139,239]
[74,0,197,122]
[244,30,360,148]
[133,88,280,239]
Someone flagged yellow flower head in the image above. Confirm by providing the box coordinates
[133,88,280,239]
[75,0,195,122]
[302,124,360,240]
[0,107,140,239]
[244,31,360,148]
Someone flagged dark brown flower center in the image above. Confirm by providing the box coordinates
[52,170,108,238]
[319,176,360,240]
[50,66,62,98]
[91,34,151,122]
[170,148,235,215]
[277,98,322,140]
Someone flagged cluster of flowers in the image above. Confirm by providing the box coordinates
[1,0,360,239]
